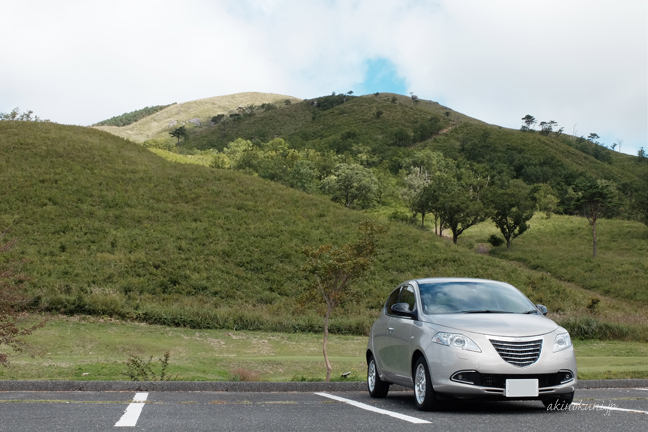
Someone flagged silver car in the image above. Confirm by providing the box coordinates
[366,278,577,411]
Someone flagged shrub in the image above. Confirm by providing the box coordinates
[122,351,177,381]
[229,367,259,382]
[487,234,505,247]
[558,317,642,341]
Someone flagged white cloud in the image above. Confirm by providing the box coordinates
[1,0,645,154]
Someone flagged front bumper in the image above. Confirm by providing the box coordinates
[426,334,577,400]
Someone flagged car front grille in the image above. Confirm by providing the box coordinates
[450,371,573,389]
[490,339,542,367]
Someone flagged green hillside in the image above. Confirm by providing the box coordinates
[1,121,647,340]
[456,215,648,303]
[427,123,646,191]
[186,93,473,159]
[93,103,176,127]
[178,93,646,211]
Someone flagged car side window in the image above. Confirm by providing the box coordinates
[384,287,402,314]
[399,285,417,312]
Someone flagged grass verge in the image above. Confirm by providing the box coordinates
[1,317,646,381]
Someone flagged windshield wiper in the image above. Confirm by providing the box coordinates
[522,310,539,314]
[460,310,512,314]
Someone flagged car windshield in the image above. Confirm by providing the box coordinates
[419,281,536,314]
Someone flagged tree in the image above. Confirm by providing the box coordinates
[302,221,385,381]
[211,114,225,124]
[400,167,430,224]
[390,128,412,147]
[521,115,536,131]
[320,163,378,208]
[419,175,452,233]
[169,126,188,144]
[635,187,648,227]
[539,120,557,136]
[587,133,600,144]
[0,107,48,122]
[1,229,45,366]
[533,183,559,218]
[222,138,255,168]
[487,180,535,250]
[572,179,619,257]
[614,138,623,153]
[437,168,490,244]
[286,160,319,193]
[400,151,453,232]
[638,147,646,161]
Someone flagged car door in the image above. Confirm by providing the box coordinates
[372,287,401,379]
[389,285,417,383]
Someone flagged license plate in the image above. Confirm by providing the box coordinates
[505,379,539,397]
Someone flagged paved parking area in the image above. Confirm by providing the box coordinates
[0,389,646,431]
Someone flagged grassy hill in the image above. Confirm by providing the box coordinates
[92,92,302,143]
[426,123,646,190]
[185,93,478,156]
[455,215,648,303]
[179,93,646,195]
[2,121,647,340]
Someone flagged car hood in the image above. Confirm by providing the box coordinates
[424,313,559,337]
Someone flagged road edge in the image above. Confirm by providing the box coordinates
[0,379,646,392]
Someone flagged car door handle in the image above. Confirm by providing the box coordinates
[388,327,394,332]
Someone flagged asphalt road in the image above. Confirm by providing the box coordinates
[0,388,646,431]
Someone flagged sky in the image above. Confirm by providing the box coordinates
[1,0,646,155]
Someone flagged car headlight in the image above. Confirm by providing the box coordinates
[553,332,572,352]
[432,332,481,352]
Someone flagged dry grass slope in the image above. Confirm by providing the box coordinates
[93,92,302,143]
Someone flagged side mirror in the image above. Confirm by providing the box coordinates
[535,304,548,316]
[391,303,416,319]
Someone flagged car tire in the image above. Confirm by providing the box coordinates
[413,356,439,411]
[542,391,574,411]
[367,355,389,398]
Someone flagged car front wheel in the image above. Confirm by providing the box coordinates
[367,355,389,398]
[413,356,439,411]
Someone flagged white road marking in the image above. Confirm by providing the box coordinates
[572,402,648,415]
[115,392,148,427]
[314,392,430,424]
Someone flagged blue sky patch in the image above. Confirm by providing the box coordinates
[356,58,407,96]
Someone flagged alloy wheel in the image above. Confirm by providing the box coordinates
[368,360,376,392]
[415,363,426,404]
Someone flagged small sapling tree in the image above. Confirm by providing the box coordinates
[302,221,385,382]
[572,179,619,257]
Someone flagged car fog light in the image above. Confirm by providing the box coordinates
[450,370,478,384]
[558,370,575,383]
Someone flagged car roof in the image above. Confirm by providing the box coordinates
[410,277,508,285]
